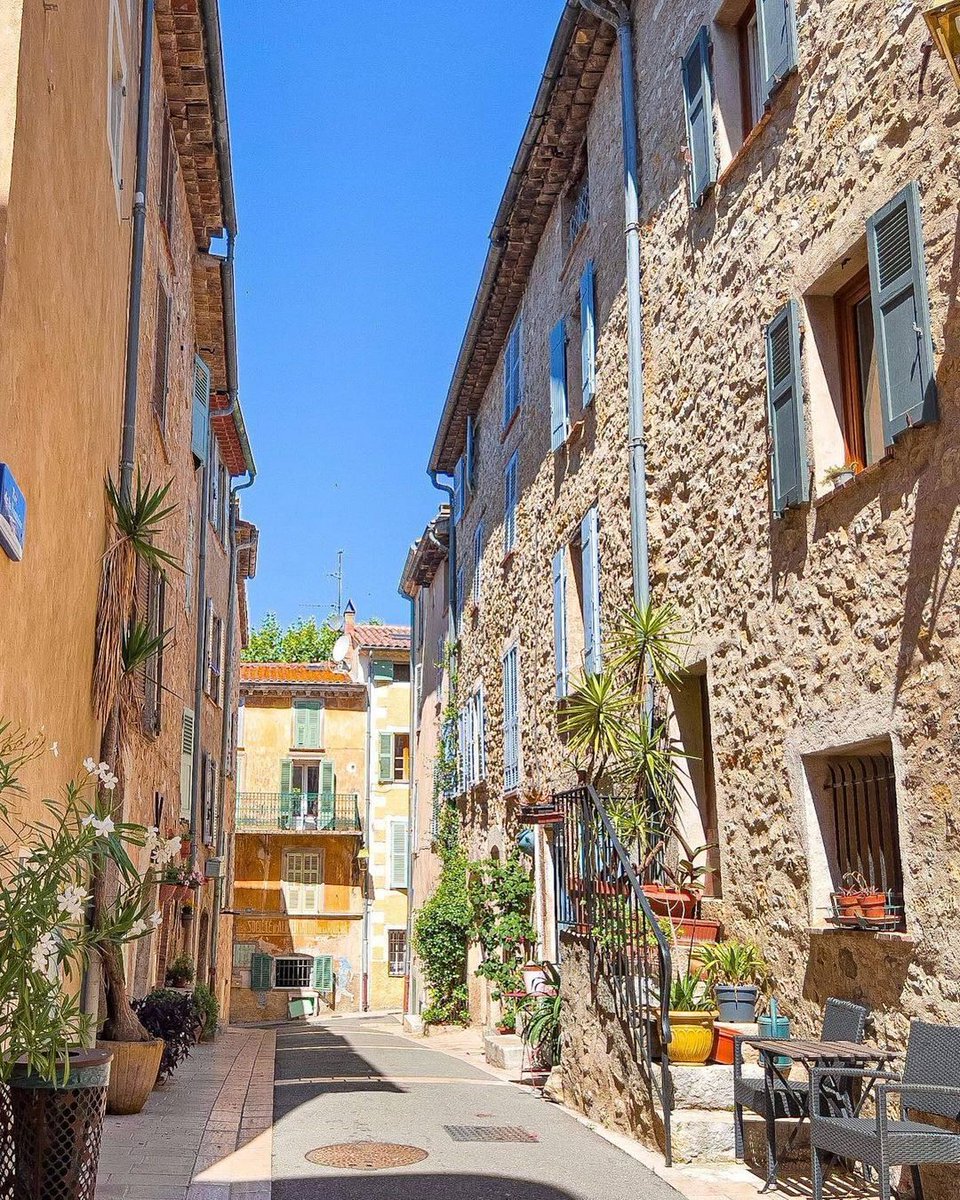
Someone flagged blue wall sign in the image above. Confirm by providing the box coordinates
[0,464,26,561]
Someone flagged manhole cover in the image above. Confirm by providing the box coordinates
[444,1125,539,1143]
[305,1141,429,1170]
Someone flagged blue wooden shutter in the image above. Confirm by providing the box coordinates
[503,647,519,792]
[581,507,601,675]
[756,0,798,102]
[313,954,333,992]
[179,708,195,820]
[504,452,518,553]
[550,319,569,450]
[553,549,568,698]
[466,415,476,490]
[378,733,393,784]
[765,299,809,515]
[681,27,716,207]
[250,952,272,991]
[453,457,465,524]
[476,687,486,780]
[580,261,597,406]
[192,355,211,465]
[866,181,937,446]
[473,522,484,604]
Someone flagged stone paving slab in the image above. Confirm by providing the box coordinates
[96,1027,275,1200]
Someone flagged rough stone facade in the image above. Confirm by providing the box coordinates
[422,0,960,1188]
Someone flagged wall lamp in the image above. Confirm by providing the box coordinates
[926,2,960,90]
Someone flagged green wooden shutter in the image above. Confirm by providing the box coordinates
[765,299,809,515]
[866,181,937,446]
[280,757,293,793]
[378,733,394,784]
[550,319,569,450]
[313,954,333,992]
[581,507,601,675]
[372,660,395,683]
[682,27,716,207]
[293,700,322,748]
[250,952,273,991]
[580,261,597,406]
[192,355,211,464]
[756,0,798,102]
[320,759,335,827]
[553,549,568,699]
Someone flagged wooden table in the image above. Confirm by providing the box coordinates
[743,1036,898,1192]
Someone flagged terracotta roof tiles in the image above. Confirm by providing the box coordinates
[240,662,348,686]
[348,624,411,651]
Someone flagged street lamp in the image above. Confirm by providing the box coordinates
[926,1,960,90]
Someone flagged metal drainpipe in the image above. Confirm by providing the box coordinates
[399,588,417,1015]
[361,663,373,1012]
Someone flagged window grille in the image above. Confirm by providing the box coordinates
[388,929,407,977]
[568,173,590,246]
[274,957,313,989]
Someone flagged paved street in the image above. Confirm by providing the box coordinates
[271,1016,683,1199]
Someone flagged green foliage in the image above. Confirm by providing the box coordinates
[519,962,563,1064]
[106,472,181,575]
[166,954,195,985]
[192,982,220,1039]
[243,613,339,663]
[413,805,471,1026]
[468,855,536,1004]
[669,972,715,1013]
[696,939,768,987]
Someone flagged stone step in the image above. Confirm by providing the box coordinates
[483,1031,525,1071]
[669,1062,764,1112]
[660,1107,810,1166]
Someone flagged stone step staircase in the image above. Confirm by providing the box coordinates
[659,1061,811,1166]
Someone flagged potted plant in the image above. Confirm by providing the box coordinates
[696,939,768,1022]
[831,872,888,922]
[519,962,562,1069]
[192,983,220,1042]
[822,461,859,489]
[165,954,195,989]
[131,990,204,1082]
[666,972,717,1064]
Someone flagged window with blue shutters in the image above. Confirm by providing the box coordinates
[192,355,210,465]
[503,318,523,427]
[765,299,809,515]
[504,451,518,555]
[580,261,597,406]
[453,456,465,524]
[756,0,798,103]
[292,700,322,749]
[553,550,569,699]
[550,319,569,451]
[580,507,601,675]
[473,522,484,605]
[682,27,717,207]
[503,646,520,793]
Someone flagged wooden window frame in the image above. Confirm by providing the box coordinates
[834,265,872,471]
[387,928,407,977]
[393,732,410,782]
[737,2,761,141]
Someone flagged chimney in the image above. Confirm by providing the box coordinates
[343,600,356,632]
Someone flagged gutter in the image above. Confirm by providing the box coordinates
[427,1,581,474]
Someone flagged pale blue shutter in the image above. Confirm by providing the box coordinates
[581,507,601,675]
[503,648,519,792]
[250,952,272,991]
[682,27,716,207]
[192,356,211,464]
[313,955,333,992]
[504,453,518,554]
[466,415,476,490]
[378,733,393,784]
[580,261,597,406]
[320,759,335,826]
[866,181,937,445]
[453,457,465,524]
[473,522,484,604]
[765,300,809,515]
[553,549,568,698]
[756,0,798,102]
[389,820,409,888]
[476,686,486,780]
[550,319,569,449]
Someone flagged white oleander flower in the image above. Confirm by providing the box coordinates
[57,884,88,922]
[50,741,59,758]
[83,757,98,775]
[30,932,58,977]
[82,814,115,836]
[149,911,163,929]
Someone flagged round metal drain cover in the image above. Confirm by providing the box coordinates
[305,1141,428,1170]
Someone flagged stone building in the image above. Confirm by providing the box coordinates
[0,0,256,1021]
[398,507,451,1020]
[418,0,960,1185]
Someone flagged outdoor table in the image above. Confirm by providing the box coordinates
[742,1036,898,1192]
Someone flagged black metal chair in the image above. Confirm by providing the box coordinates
[734,997,870,1177]
[810,1020,960,1200]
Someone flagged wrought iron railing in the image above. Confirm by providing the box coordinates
[553,784,674,1165]
[236,792,361,833]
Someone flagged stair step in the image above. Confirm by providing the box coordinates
[658,1108,810,1166]
[669,1062,764,1112]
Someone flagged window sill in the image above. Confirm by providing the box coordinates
[502,548,516,567]
[557,419,585,452]
[716,109,773,189]
[559,222,589,283]
[500,407,521,443]
[807,926,915,946]
[813,451,893,508]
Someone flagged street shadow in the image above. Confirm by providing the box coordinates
[273,1172,618,1198]
[273,1026,406,1113]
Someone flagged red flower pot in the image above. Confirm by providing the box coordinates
[643,884,699,920]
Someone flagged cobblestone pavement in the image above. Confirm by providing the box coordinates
[95,1027,275,1200]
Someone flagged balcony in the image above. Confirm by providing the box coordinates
[236,792,362,834]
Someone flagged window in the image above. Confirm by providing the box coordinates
[209,445,228,541]
[293,700,323,749]
[580,261,596,407]
[453,456,465,524]
[388,820,409,889]
[550,318,569,451]
[804,743,904,931]
[388,929,407,977]
[378,733,409,783]
[459,686,485,790]
[392,661,411,684]
[201,753,218,846]
[205,602,224,704]
[681,26,717,206]
[233,942,254,969]
[567,169,590,248]
[152,278,170,427]
[834,266,884,470]
[668,672,722,898]
[738,3,763,137]
[504,451,518,556]
[143,566,165,735]
[159,117,176,240]
[473,522,484,605]
[274,957,314,989]
[503,646,519,793]
[455,566,464,633]
[107,0,127,195]
[282,850,323,915]
[503,317,523,427]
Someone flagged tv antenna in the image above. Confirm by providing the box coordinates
[298,549,345,624]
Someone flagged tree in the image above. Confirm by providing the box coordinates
[243,613,339,663]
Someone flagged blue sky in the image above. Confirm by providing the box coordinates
[222,2,563,628]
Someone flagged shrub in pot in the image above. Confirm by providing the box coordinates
[666,972,717,1065]
[165,954,196,989]
[519,962,562,1069]
[696,939,768,1022]
[131,990,204,1083]
[192,983,220,1042]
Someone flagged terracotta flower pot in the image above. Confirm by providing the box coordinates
[643,885,698,920]
[667,1011,717,1064]
[859,892,888,918]
[97,1038,164,1115]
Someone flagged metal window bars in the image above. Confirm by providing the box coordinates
[552,785,674,1165]
[568,173,590,247]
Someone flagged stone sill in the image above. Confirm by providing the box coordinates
[559,221,590,284]
[807,926,916,946]
[500,406,521,443]
[813,450,894,508]
[716,109,773,189]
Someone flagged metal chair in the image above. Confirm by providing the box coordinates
[810,1020,960,1200]
[734,997,870,1177]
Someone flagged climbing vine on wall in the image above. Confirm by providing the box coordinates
[468,854,536,1015]
[412,804,471,1026]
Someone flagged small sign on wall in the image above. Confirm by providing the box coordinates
[0,465,25,561]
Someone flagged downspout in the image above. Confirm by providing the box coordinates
[118,0,155,503]
[399,587,417,1015]
[361,665,372,1012]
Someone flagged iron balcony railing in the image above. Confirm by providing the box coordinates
[553,784,674,1166]
[236,792,362,833]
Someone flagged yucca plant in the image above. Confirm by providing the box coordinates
[696,940,768,988]
[669,971,714,1014]
[519,962,562,1065]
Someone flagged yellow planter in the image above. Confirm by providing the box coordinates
[666,1011,716,1064]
